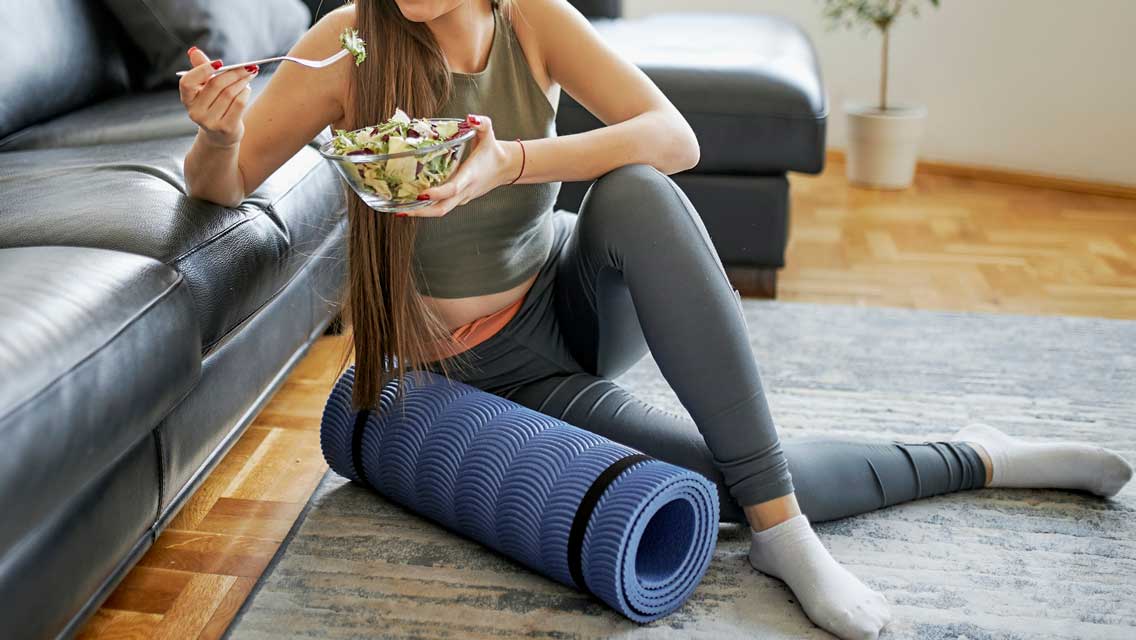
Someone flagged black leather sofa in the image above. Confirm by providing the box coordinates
[0,3,347,639]
[1,2,823,638]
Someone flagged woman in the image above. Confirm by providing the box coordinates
[179,1,1132,638]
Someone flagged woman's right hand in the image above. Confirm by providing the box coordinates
[179,47,259,148]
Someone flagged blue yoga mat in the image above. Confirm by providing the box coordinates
[320,366,719,622]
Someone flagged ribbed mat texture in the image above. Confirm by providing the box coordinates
[320,366,719,622]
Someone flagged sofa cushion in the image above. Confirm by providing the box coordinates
[0,0,135,139]
[557,13,826,175]
[0,74,273,152]
[0,246,200,556]
[102,0,311,90]
[0,136,347,353]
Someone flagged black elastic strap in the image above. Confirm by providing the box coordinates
[567,453,653,593]
[351,409,372,487]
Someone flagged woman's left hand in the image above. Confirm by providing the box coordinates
[400,114,520,218]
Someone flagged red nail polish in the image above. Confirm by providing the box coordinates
[395,212,409,217]
[244,64,259,73]
[211,60,223,69]
[468,115,480,125]
[416,194,430,201]
[188,46,199,55]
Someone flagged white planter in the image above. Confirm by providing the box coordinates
[845,103,927,190]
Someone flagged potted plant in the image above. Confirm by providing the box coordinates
[822,0,939,189]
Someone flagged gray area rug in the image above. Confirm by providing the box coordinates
[228,301,1135,639]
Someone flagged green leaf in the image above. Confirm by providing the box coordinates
[339,28,367,66]
[817,0,940,32]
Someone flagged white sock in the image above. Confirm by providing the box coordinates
[954,423,1133,497]
[749,514,891,640]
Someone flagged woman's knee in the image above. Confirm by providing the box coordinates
[592,163,669,194]
[579,164,694,232]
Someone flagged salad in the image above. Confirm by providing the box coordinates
[340,28,366,66]
[327,108,472,201]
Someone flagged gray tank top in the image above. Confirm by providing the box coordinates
[414,5,560,298]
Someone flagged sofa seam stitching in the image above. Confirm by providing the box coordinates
[170,216,259,265]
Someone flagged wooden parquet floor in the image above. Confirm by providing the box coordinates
[78,163,1135,639]
[782,161,1136,318]
[76,336,351,640]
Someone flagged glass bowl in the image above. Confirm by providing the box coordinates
[318,118,477,213]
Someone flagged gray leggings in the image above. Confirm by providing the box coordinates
[428,164,986,524]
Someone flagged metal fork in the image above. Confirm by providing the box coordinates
[175,48,349,77]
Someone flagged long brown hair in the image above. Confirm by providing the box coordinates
[343,0,511,409]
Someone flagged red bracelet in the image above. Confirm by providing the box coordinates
[508,138,525,186]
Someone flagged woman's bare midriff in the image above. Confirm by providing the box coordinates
[422,271,539,332]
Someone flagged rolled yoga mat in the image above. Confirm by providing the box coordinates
[320,366,720,622]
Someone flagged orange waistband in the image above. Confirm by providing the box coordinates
[427,293,525,362]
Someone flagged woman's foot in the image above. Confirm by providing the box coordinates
[749,514,891,640]
[954,423,1133,497]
